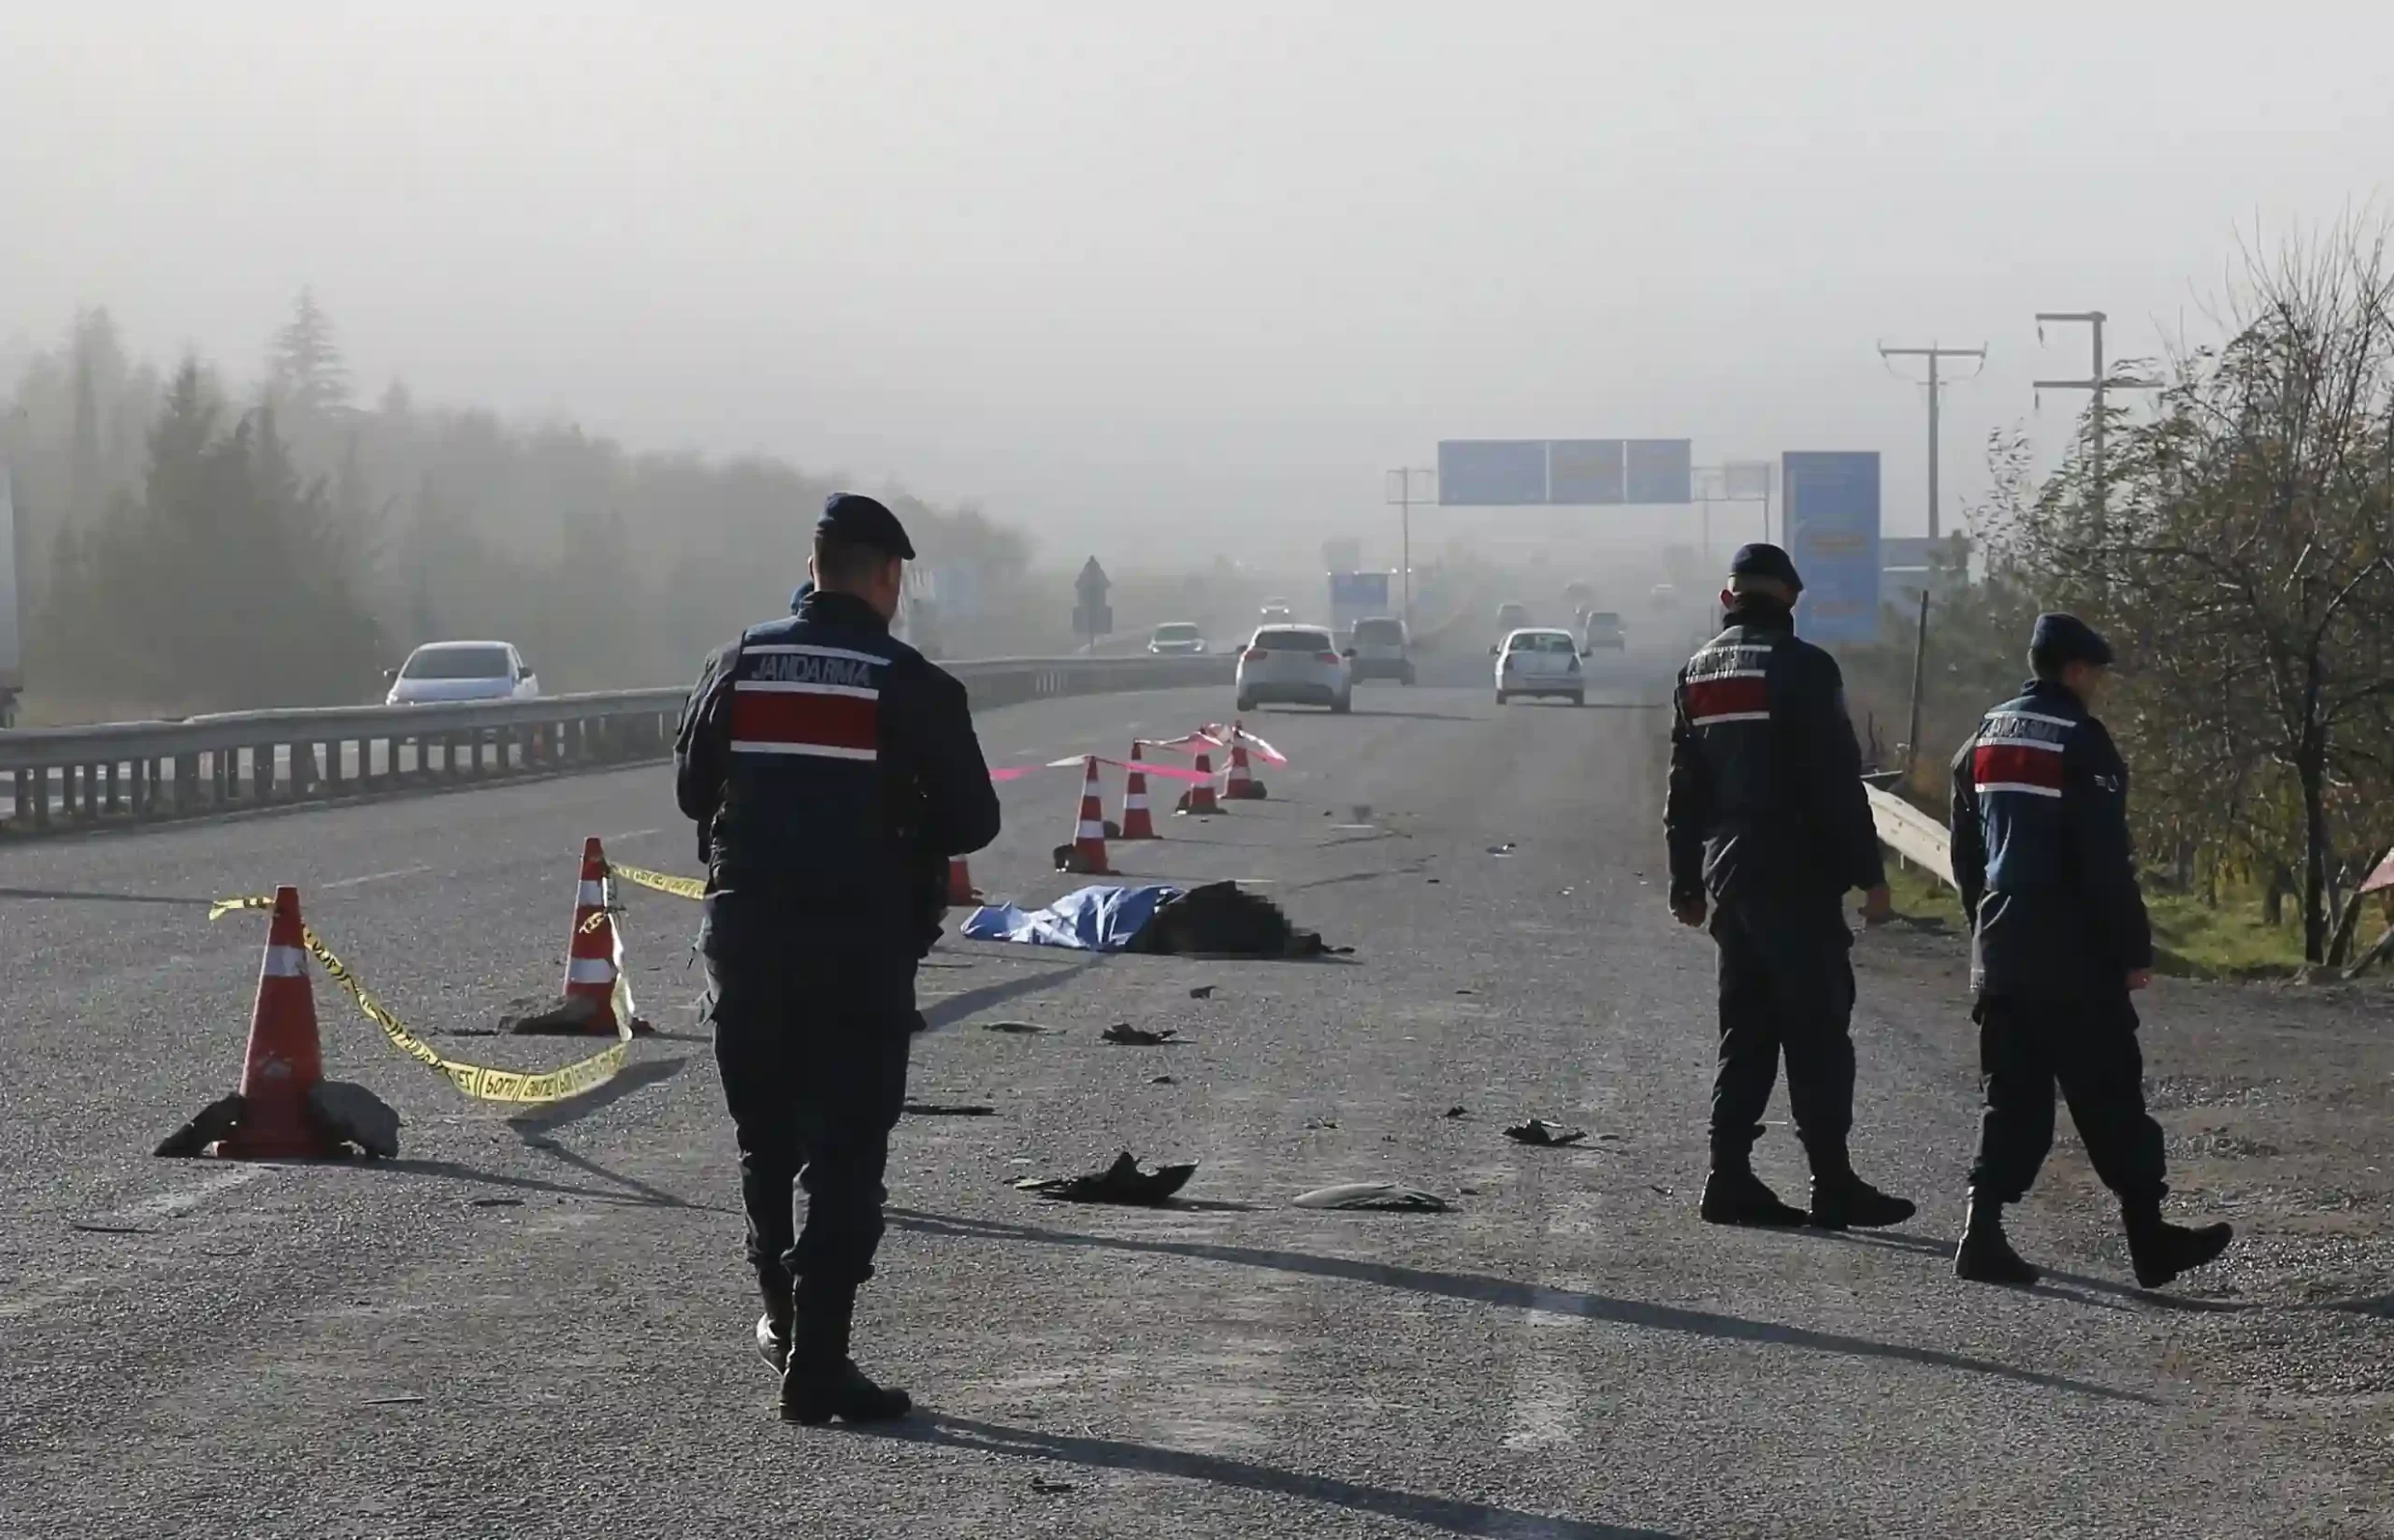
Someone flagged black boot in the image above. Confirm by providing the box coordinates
[1700,1167,1810,1228]
[1953,1192,2040,1285]
[1808,1173,1917,1230]
[777,1279,912,1425]
[1802,1138,1916,1230]
[2123,1199,2232,1289]
[756,1269,792,1377]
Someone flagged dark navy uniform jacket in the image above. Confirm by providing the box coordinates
[1948,679,2152,1000]
[1664,597,1886,915]
[673,589,1000,967]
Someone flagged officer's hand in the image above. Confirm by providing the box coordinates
[1672,898,1707,928]
[2127,968,2153,992]
[1860,885,1894,925]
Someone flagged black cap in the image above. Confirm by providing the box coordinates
[2028,612,2113,671]
[1728,541,1803,592]
[816,492,916,560]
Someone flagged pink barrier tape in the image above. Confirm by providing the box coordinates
[1041,754,1214,785]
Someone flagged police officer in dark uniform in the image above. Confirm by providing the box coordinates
[1947,613,2232,1288]
[1665,543,1915,1231]
[674,492,1001,1422]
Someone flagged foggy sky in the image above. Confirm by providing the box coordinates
[7,2,2391,571]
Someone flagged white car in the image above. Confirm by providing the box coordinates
[1581,611,1624,651]
[1492,627,1586,706]
[1147,622,1208,655]
[1235,624,1352,713]
[384,640,541,706]
[1259,597,1293,624]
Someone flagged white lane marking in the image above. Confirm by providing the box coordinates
[103,1165,271,1227]
[0,1276,104,1320]
[323,865,432,889]
[1501,1311,1582,1451]
[599,828,662,842]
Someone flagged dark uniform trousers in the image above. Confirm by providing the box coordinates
[1969,993,2168,1205]
[707,945,915,1291]
[1709,895,1856,1166]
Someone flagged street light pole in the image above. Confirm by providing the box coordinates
[1385,467,1434,633]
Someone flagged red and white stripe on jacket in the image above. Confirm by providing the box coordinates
[1682,640,1774,727]
[1969,707,2073,799]
[728,643,884,762]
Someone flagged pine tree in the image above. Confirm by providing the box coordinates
[267,287,352,419]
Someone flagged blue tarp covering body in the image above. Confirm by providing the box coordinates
[959,884,1184,952]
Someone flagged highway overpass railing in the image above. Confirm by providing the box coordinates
[0,654,1233,837]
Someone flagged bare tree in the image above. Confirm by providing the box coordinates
[1989,213,2394,961]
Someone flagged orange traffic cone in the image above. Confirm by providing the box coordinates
[946,855,983,905]
[1056,756,1116,873]
[215,885,339,1159]
[1176,746,1220,816]
[1223,720,1265,799]
[1118,741,1158,839]
[562,837,644,1036]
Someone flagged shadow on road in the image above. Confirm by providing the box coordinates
[377,1155,718,1212]
[888,1207,2156,1405]
[864,1413,1682,1539]
[506,1054,689,1136]
[1821,1230,2256,1315]
[922,959,1109,1030]
[507,1130,729,1214]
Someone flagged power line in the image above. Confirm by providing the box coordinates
[1878,341,1987,541]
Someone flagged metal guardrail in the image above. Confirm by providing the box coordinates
[1865,783,1956,890]
[0,654,1233,836]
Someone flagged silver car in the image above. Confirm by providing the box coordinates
[1345,615,1414,684]
[1235,625,1352,713]
[1147,622,1207,655]
[384,640,541,706]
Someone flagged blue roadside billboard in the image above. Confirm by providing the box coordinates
[1781,452,1882,645]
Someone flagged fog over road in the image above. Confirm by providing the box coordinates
[2,669,2385,1538]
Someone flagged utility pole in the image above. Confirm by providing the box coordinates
[1878,341,1987,541]
[1385,467,1434,633]
[2033,310,2160,539]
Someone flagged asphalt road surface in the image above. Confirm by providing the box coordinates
[3,657,2387,1539]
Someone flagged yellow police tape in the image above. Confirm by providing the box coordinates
[606,862,707,901]
[207,895,632,1105]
